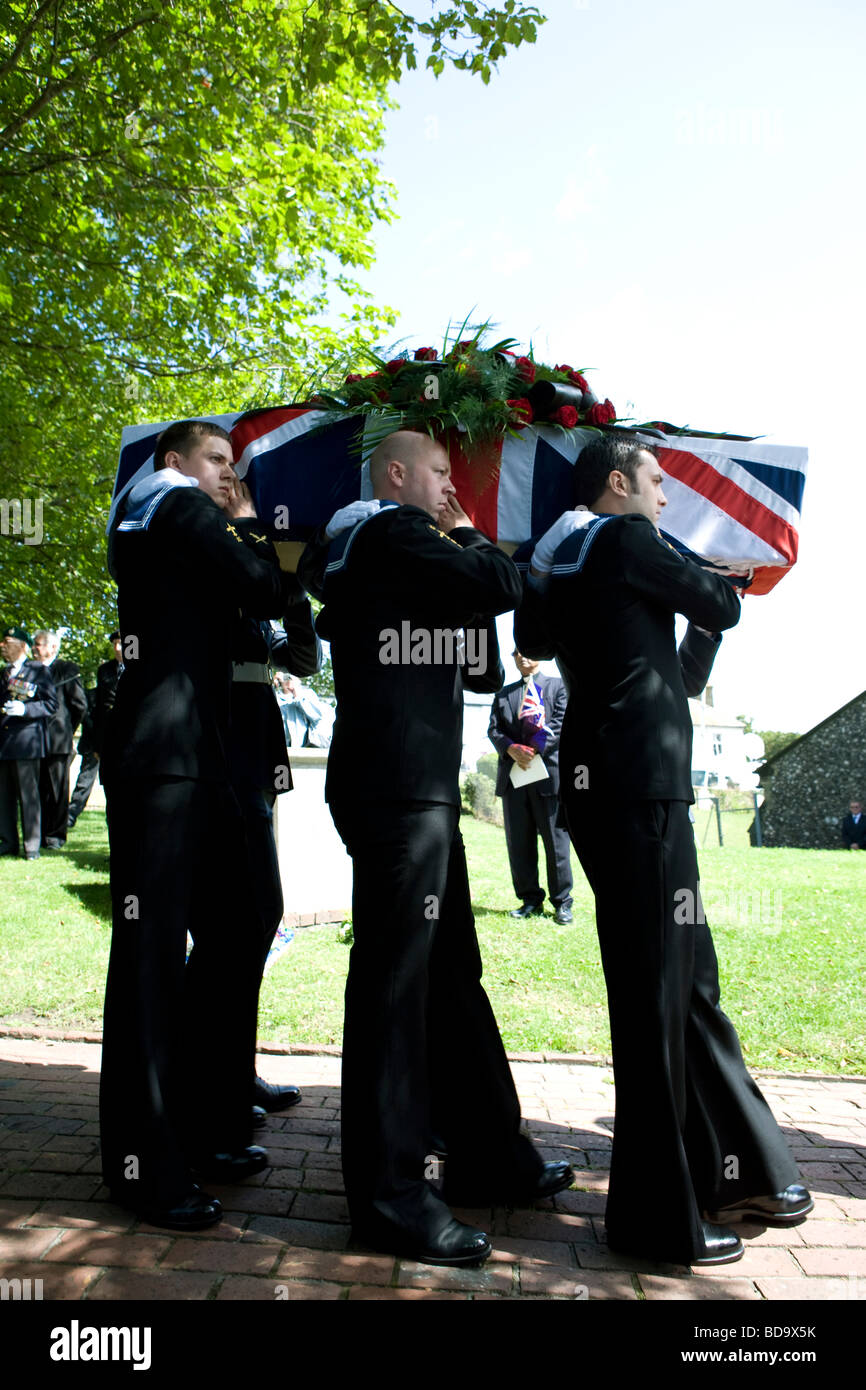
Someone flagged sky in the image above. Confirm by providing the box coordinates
[350,0,866,734]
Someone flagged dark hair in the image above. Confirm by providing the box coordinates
[153,420,232,470]
[573,432,658,507]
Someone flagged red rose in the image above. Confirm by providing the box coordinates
[413,346,437,361]
[385,359,405,374]
[364,371,383,380]
[586,399,616,426]
[569,371,589,393]
[514,355,536,384]
[553,405,579,428]
[554,363,572,374]
[507,397,534,426]
[344,373,363,385]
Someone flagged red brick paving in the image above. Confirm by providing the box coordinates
[0,1035,864,1301]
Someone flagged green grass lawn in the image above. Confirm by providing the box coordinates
[1,808,863,1074]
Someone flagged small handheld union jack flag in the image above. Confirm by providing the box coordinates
[518,679,550,754]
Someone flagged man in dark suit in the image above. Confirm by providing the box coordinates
[32,630,87,848]
[229,601,321,1114]
[841,799,866,850]
[0,625,58,859]
[100,420,293,1231]
[488,650,573,922]
[68,634,122,830]
[516,432,810,1267]
[299,431,572,1268]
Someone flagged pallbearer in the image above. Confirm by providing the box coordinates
[101,420,292,1230]
[299,430,573,1268]
[517,432,811,1266]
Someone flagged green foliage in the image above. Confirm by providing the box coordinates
[759,730,801,762]
[461,770,502,824]
[0,1,543,654]
[475,751,498,782]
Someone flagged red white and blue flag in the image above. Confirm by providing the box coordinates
[111,410,807,595]
[518,678,550,753]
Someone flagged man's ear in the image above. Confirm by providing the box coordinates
[387,458,406,489]
[608,469,630,498]
[164,449,187,475]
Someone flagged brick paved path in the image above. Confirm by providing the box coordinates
[1,1034,864,1301]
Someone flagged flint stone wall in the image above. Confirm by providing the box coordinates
[756,690,866,848]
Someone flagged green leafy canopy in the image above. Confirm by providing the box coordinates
[0,0,543,670]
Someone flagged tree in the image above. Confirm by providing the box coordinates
[758,730,800,762]
[0,0,544,669]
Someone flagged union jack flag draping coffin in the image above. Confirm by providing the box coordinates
[110,408,807,595]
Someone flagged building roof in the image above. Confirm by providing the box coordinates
[756,688,866,776]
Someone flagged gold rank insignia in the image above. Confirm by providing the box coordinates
[225,523,242,542]
[250,532,268,544]
[427,523,459,546]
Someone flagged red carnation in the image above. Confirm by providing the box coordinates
[507,397,534,426]
[413,346,437,361]
[553,405,579,428]
[385,359,405,374]
[514,355,536,384]
[586,399,616,426]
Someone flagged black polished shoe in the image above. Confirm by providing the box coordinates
[606,1219,744,1266]
[352,1213,492,1268]
[252,1076,302,1112]
[111,1186,222,1232]
[192,1146,268,1181]
[251,1105,267,1129]
[510,902,544,918]
[705,1183,813,1227]
[553,907,573,924]
[692,1221,745,1266]
[505,1161,575,1206]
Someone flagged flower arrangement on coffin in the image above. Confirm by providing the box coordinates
[308,321,617,449]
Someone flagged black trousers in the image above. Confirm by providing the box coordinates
[330,798,542,1231]
[563,793,798,1263]
[100,776,259,1207]
[0,758,41,856]
[502,782,573,909]
[68,752,99,824]
[232,780,283,975]
[39,752,72,845]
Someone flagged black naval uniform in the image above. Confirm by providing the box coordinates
[67,688,98,827]
[229,602,321,982]
[0,660,58,857]
[516,512,799,1263]
[100,477,291,1211]
[299,502,544,1234]
[38,657,87,846]
[487,672,573,914]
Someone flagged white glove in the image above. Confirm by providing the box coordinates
[528,508,599,590]
[325,499,381,539]
[3,700,25,717]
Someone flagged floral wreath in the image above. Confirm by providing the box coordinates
[309,323,617,448]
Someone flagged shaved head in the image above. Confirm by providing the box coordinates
[369,431,445,491]
[368,430,456,523]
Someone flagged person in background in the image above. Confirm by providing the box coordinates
[229,594,322,1116]
[841,799,866,850]
[0,625,58,860]
[33,629,87,849]
[273,671,332,748]
[487,648,573,923]
[67,686,98,829]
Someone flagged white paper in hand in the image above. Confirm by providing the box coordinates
[509,758,549,789]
